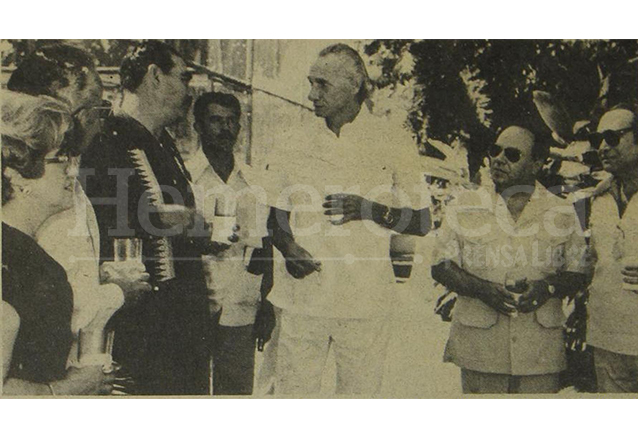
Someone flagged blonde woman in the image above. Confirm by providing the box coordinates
[1,91,113,395]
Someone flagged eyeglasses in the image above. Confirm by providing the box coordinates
[588,127,634,150]
[44,155,71,165]
[488,144,522,163]
[44,155,80,166]
[71,103,112,119]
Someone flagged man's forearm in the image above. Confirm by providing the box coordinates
[431,260,490,299]
[543,271,588,300]
[269,207,294,254]
[368,202,431,236]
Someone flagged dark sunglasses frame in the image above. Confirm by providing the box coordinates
[488,144,522,163]
[588,127,634,150]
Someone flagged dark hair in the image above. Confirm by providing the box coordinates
[1,92,72,204]
[318,44,371,103]
[193,92,241,127]
[120,40,182,92]
[7,44,96,97]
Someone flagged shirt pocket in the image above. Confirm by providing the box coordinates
[454,296,499,329]
[534,298,566,328]
[533,231,571,275]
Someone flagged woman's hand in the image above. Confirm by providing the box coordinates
[101,261,151,302]
[52,365,115,395]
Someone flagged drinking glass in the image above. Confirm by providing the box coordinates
[211,196,237,244]
[113,238,143,262]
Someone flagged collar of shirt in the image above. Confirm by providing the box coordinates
[337,105,375,140]
[186,147,211,184]
[491,181,557,234]
[461,182,559,237]
[186,146,246,186]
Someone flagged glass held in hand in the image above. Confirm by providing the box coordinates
[211,195,239,244]
[113,238,142,262]
[210,217,238,244]
[504,271,528,317]
[390,235,416,283]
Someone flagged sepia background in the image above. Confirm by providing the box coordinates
[1,39,637,397]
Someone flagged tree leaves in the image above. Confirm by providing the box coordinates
[364,39,638,179]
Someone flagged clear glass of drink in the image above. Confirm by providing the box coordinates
[113,238,142,262]
[211,196,237,244]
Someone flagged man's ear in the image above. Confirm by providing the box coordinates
[147,64,162,87]
[533,158,546,175]
[50,76,76,112]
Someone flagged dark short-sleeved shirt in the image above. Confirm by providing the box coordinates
[79,115,209,394]
[79,115,205,286]
[2,222,74,383]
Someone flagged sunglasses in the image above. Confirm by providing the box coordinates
[488,144,522,163]
[588,127,634,150]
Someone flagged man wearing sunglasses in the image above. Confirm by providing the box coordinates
[585,106,638,393]
[432,124,588,394]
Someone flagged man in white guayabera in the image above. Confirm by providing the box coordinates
[431,123,588,394]
[585,105,638,393]
[265,44,431,395]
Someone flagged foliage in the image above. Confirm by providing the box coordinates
[365,39,638,178]
[1,39,208,69]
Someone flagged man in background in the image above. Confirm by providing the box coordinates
[189,91,273,395]
[586,105,638,393]
[431,123,588,394]
[80,40,212,395]
[8,44,150,368]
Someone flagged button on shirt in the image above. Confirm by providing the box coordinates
[432,182,587,375]
[264,108,428,319]
[588,178,638,356]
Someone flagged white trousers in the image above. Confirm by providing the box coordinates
[276,311,391,395]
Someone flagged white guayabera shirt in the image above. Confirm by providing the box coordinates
[263,108,428,319]
[187,148,270,327]
[587,177,638,356]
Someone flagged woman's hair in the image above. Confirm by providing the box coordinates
[1,91,72,204]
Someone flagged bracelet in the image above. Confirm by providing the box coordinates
[47,382,57,396]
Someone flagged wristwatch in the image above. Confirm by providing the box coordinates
[382,206,395,228]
